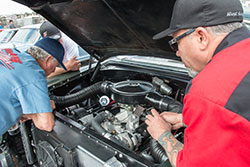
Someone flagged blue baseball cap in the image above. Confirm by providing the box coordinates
[34,38,66,70]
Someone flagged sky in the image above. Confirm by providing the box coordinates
[0,0,33,15]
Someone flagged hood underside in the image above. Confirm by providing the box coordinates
[13,0,177,60]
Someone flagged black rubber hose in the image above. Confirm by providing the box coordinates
[145,92,183,113]
[51,81,110,107]
[91,111,107,135]
[145,92,168,111]
[150,139,168,164]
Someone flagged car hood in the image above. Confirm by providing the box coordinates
[13,0,177,61]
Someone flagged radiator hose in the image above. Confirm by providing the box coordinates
[91,111,107,135]
[150,139,168,164]
[50,81,111,107]
[145,92,183,113]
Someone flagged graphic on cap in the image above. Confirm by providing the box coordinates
[153,0,243,40]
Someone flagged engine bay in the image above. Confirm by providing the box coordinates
[0,67,188,167]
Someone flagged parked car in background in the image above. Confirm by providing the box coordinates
[0,24,41,54]
[0,23,90,62]
[244,19,250,29]
[243,6,250,20]
[0,28,18,44]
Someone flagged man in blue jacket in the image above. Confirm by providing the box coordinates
[0,38,66,136]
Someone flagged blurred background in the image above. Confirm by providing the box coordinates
[0,0,44,28]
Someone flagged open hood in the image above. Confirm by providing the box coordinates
[13,0,177,60]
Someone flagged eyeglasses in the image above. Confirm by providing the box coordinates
[168,29,196,52]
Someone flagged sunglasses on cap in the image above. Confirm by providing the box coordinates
[168,29,196,52]
[48,33,62,40]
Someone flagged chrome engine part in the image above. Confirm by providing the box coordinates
[101,104,143,150]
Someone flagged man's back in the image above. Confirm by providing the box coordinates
[0,51,51,135]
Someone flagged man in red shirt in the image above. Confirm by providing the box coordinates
[146,0,250,166]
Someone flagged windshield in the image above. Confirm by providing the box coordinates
[245,23,250,29]
[0,30,16,43]
[244,6,250,20]
[10,28,40,44]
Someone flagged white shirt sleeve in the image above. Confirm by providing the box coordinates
[61,32,79,63]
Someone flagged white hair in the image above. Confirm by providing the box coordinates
[27,46,56,62]
[205,22,243,35]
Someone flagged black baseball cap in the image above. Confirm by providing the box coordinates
[153,0,243,40]
[40,21,62,40]
[35,38,67,70]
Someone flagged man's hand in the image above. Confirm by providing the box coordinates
[28,112,55,132]
[145,109,172,140]
[65,56,80,71]
[160,112,185,130]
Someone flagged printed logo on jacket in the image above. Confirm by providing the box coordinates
[0,49,22,70]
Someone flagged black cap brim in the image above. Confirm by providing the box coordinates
[152,28,177,40]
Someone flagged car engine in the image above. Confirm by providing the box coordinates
[0,70,187,167]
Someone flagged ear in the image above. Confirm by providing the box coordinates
[58,38,63,44]
[42,32,47,37]
[195,27,210,51]
[44,55,53,66]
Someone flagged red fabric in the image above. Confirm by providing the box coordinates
[177,38,250,167]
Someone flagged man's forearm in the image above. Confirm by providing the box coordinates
[48,67,66,78]
[158,131,183,167]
